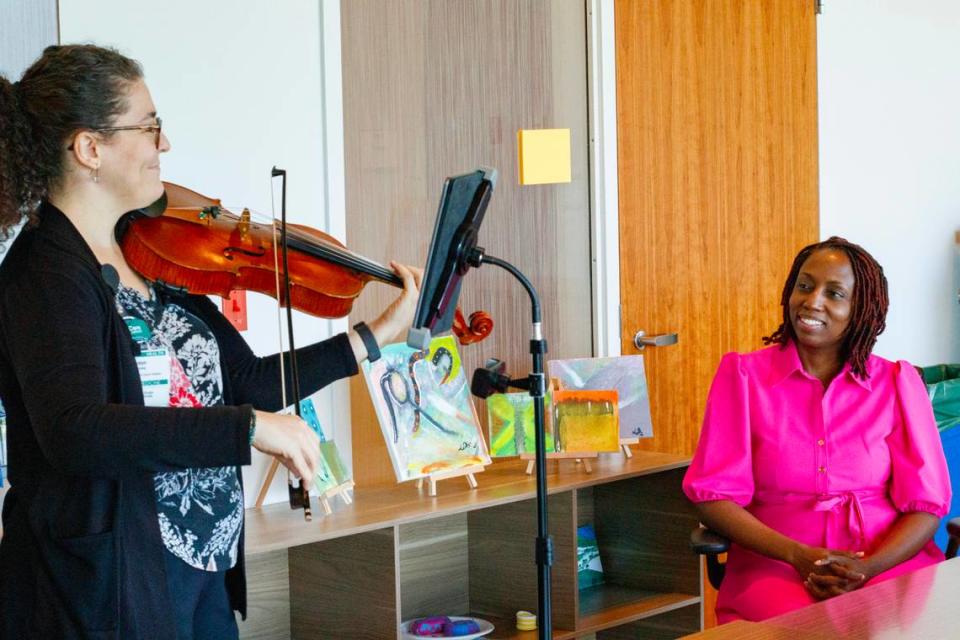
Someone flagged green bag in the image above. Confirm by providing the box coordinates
[920,364,960,432]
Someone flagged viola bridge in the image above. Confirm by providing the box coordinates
[237,208,251,239]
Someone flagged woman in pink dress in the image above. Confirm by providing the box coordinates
[683,237,951,623]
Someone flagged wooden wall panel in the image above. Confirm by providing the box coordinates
[615,0,819,458]
[341,0,593,487]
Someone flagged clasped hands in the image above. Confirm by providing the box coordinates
[791,543,873,600]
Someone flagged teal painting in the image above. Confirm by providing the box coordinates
[577,524,604,590]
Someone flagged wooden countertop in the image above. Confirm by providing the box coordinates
[244,451,690,554]
[681,557,960,639]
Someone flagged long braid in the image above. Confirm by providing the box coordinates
[763,237,888,379]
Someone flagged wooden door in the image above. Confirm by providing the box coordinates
[617,0,820,459]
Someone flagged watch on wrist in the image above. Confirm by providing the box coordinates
[353,321,381,363]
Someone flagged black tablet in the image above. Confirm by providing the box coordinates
[407,167,497,350]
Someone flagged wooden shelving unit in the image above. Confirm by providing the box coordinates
[238,452,702,639]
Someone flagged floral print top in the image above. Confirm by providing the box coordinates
[115,284,242,572]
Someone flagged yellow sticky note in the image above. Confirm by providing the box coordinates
[517,128,571,185]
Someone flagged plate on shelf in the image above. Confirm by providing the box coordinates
[399,616,494,640]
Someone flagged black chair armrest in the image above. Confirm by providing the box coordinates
[946,517,960,559]
[691,526,731,555]
[690,526,730,589]
[947,517,960,538]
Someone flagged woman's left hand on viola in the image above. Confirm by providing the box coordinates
[370,262,422,342]
[350,262,423,363]
[804,550,872,599]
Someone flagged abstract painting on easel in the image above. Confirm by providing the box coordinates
[362,335,490,482]
[487,392,555,457]
[298,396,352,494]
[553,389,620,452]
[313,442,352,494]
[547,355,654,439]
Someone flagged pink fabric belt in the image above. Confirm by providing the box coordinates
[752,489,887,550]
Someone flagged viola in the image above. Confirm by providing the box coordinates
[117,181,493,344]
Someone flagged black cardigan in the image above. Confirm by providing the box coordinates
[0,202,358,639]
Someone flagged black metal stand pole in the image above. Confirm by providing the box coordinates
[476,253,552,640]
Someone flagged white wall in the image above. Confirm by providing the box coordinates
[59,0,350,506]
[818,1,960,365]
[0,0,58,79]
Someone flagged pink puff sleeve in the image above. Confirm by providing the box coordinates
[887,361,952,517]
[683,352,754,507]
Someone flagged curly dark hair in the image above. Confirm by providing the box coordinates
[0,44,143,234]
[763,236,889,379]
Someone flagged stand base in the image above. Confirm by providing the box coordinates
[318,480,355,515]
[620,438,639,459]
[520,452,599,475]
[415,465,486,496]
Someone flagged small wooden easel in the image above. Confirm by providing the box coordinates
[254,457,353,512]
[620,437,638,459]
[520,451,600,475]
[316,480,355,515]
[415,464,486,497]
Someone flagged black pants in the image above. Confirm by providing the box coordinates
[164,552,239,640]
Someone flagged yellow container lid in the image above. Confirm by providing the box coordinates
[516,610,537,630]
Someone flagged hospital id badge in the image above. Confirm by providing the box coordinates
[137,348,171,407]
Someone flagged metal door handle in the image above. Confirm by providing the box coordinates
[633,331,678,350]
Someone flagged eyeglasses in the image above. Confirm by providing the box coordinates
[67,118,163,150]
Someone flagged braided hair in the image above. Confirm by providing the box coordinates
[763,236,889,379]
[0,45,142,234]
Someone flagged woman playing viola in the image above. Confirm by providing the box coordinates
[683,237,951,623]
[0,44,418,639]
